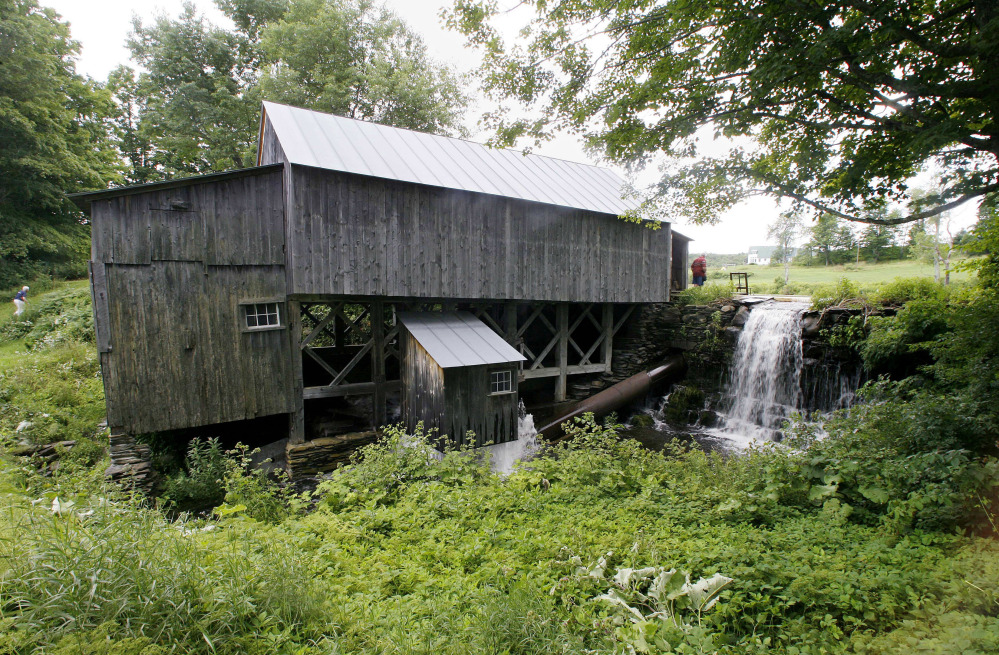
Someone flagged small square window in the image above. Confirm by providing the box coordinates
[243,302,282,330]
[490,370,513,394]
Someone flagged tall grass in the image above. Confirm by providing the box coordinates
[0,492,326,653]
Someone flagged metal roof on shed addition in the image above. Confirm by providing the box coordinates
[398,311,527,369]
[260,101,641,216]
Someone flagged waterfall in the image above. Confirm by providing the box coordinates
[712,301,809,445]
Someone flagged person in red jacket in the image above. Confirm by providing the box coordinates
[691,254,707,286]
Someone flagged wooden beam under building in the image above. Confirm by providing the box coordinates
[555,304,569,401]
[287,299,306,444]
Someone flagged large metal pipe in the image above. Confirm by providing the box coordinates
[536,353,687,442]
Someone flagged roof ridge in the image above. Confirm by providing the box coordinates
[260,100,620,175]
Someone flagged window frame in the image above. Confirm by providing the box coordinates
[239,299,285,333]
[488,368,514,395]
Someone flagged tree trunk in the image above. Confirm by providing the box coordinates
[944,224,954,286]
[933,220,942,283]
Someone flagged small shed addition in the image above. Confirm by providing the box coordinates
[400,312,526,447]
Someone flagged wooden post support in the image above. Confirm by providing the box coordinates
[371,301,387,428]
[602,303,614,371]
[504,302,517,344]
[666,225,674,300]
[555,304,569,401]
[334,310,346,352]
[287,299,306,444]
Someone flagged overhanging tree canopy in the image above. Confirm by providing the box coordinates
[0,0,117,284]
[447,0,999,225]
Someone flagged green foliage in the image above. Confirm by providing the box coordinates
[786,401,999,532]
[219,443,304,523]
[160,437,227,512]
[0,281,94,349]
[122,0,469,180]
[259,0,468,135]
[0,492,326,654]
[673,283,732,307]
[0,403,996,653]
[804,213,856,266]
[0,0,118,286]
[811,277,862,310]
[0,341,103,448]
[319,422,494,511]
[447,0,998,226]
[869,277,948,306]
[126,3,262,175]
[860,298,950,373]
[822,315,867,350]
[574,553,732,653]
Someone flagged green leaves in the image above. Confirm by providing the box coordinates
[448,0,999,225]
[0,0,118,282]
[121,0,470,181]
[259,0,468,136]
[581,554,733,652]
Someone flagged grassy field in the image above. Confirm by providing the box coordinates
[712,258,974,287]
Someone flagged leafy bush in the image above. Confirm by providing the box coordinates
[160,438,227,512]
[217,444,305,523]
[811,277,863,310]
[870,276,948,306]
[319,423,495,511]
[569,552,733,653]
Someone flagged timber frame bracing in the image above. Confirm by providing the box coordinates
[287,298,638,442]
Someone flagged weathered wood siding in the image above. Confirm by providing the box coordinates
[401,331,445,439]
[91,170,285,267]
[90,168,293,434]
[100,263,293,433]
[287,166,670,303]
[258,117,286,167]
[671,233,689,291]
[443,366,519,447]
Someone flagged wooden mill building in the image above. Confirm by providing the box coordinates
[76,101,689,449]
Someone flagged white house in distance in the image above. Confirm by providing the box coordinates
[747,246,777,265]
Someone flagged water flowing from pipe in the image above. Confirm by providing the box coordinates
[482,401,539,474]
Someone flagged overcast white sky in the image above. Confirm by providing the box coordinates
[40,0,980,254]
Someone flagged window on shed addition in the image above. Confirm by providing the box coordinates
[243,302,282,330]
[490,370,513,394]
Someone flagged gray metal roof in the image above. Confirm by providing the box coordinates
[260,101,640,216]
[398,311,526,369]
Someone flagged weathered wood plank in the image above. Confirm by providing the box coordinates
[287,299,306,444]
[520,363,607,380]
[555,304,569,402]
[287,167,669,303]
[102,262,292,434]
[303,380,401,400]
[89,261,112,354]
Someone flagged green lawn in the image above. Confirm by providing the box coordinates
[712,258,974,287]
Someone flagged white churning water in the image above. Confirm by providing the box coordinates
[710,301,810,447]
[480,401,539,474]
